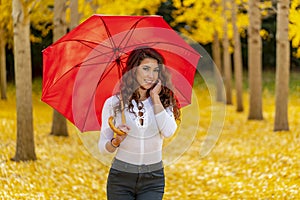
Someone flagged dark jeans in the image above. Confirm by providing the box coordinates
[107,162,165,200]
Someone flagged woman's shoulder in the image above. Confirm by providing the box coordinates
[104,95,121,106]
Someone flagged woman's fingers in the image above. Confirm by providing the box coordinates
[150,79,162,96]
[118,124,131,133]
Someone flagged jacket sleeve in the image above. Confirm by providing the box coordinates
[155,107,177,138]
[98,97,115,154]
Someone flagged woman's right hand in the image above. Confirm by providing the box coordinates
[111,124,130,147]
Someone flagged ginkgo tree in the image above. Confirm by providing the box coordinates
[274,0,290,131]
[11,0,56,161]
[12,0,36,161]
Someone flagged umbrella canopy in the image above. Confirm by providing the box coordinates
[42,15,200,132]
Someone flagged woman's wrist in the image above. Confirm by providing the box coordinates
[111,138,120,148]
[151,93,161,104]
[151,94,164,114]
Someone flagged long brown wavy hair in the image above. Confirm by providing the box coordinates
[116,47,180,121]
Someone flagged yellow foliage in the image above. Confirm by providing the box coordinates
[172,0,183,9]
[171,0,249,45]
[172,0,223,44]
[259,0,273,17]
[260,29,269,40]
[0,0,12,41]
[30,35,42,43]
[237,13,249,31]
[289,0,300,57]
[94,0,162,15]
[78,0,95,22]
[76,0,164,23]
[65,1,71,24]
[30,0,54,37]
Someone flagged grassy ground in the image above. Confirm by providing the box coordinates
[0,71,299,199]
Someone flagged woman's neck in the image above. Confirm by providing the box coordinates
[138,88,148,101]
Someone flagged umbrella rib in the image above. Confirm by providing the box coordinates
[98,16,118,51]
[51,38,115,56]
[61,39,113,55]
[77,40,115,65]
[79,51,114,66]
[98,58,119,83]
[45,64,80,93]
[48,39,115,66]
[76,39,113,52]
[60,39,116,67]
[117,17,148,50]
[175,87,192,106]
[50,39,99,47]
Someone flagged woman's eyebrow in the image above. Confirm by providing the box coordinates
[141,65,150,68]
[140,64,159,69]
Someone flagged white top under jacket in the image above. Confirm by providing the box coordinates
[98,95,177,165]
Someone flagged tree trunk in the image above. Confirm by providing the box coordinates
[222,0,232,105]
[11,0,36,161]
[70,0,79,30]
[274,0,290,131]
[231,0,244,112]
[51,110,69,136]
[0,30,7,100]
[212,31,224,102]
[248,0,263,120]
[51,0,68,136]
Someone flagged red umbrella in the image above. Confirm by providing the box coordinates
[42,15,200,132]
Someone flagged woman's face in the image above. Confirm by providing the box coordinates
[135,58,160,90]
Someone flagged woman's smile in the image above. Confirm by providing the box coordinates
[136,58,160,90]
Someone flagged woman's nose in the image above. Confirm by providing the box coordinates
[147,70,154,78]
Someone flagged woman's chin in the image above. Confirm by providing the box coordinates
[140,84,152,90]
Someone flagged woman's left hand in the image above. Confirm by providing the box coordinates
[150,79,162,97]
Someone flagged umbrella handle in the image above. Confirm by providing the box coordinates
[108,116,126,135]
[107,93,126,136]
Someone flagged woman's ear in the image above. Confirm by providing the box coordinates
[131,67,137,75]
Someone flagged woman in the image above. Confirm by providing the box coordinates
[99,47,180,200]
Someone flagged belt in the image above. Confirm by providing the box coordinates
[111,158,163,173]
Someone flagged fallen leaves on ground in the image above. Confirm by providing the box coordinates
[0,86,300,199]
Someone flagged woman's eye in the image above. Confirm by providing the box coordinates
[141,66,159,73]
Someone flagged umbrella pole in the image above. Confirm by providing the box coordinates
[120,93,126,124]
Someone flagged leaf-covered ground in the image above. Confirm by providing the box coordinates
[1,77,300,199]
